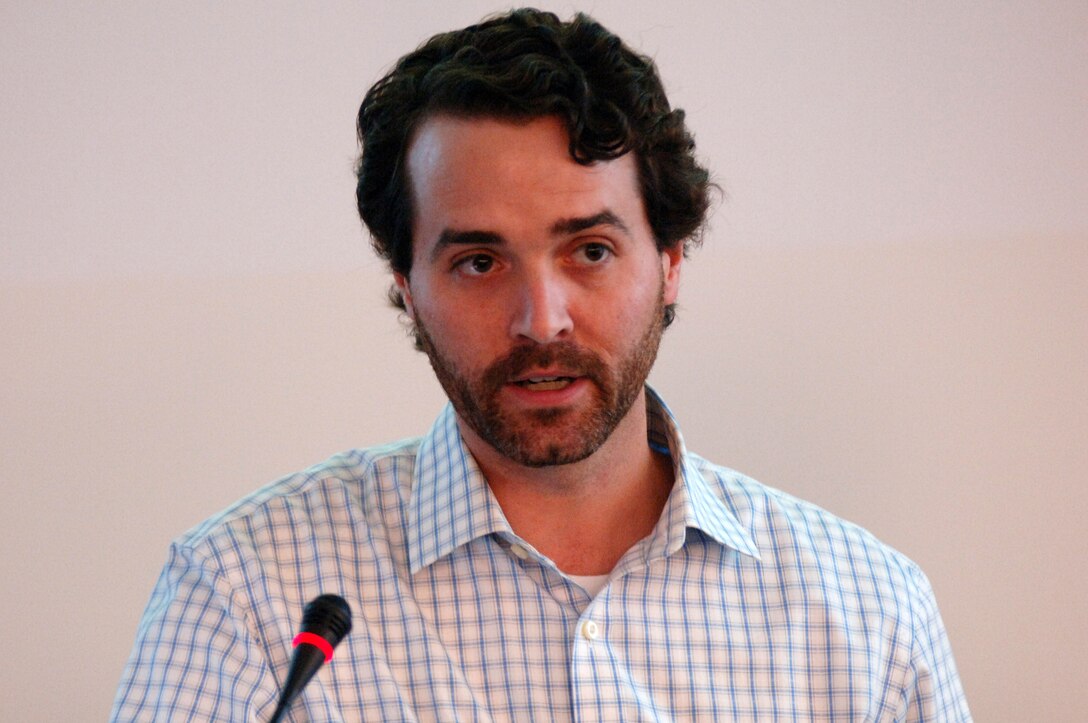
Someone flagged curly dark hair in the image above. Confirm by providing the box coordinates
[355,7,711,331]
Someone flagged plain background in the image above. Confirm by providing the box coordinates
[2,1,1085,720]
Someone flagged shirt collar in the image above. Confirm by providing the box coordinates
[643,387,761,561]
[408,387,761,573]
[408,404,513,574]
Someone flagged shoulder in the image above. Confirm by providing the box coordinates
[688,452,934,611]
[112,442,421,721]
[176,438,422,559]
[689,454,971,713]
[146,438,424,639]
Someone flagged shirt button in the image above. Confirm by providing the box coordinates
[581,620,600,641]
[510,543,529,560]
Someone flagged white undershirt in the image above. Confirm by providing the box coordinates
[567,573,610,597]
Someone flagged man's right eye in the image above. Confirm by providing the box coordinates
[456,253,495,276]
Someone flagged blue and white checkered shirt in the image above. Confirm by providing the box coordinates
[112,389,970,721]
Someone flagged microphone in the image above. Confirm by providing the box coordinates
[268,594,353,723]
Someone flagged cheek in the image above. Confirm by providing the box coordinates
[415,294,499,362]
[579,285,661,348]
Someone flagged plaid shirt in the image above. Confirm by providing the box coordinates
[112,389,970,721]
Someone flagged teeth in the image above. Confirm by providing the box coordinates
[527,380,569,391]
[520,377,571,391]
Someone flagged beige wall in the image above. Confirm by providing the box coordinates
[2,2,1086,720]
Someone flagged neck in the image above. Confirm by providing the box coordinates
[457,390,675,575]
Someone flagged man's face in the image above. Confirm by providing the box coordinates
[398,114,682,467]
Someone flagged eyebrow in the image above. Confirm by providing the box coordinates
[550,210,629,237]
[430,210,630,263]
[430,229,505,262]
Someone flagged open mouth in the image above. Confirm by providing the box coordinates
[515,376,575,391]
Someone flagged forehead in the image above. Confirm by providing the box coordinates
[405,114,645,250]
[407,113,577,170]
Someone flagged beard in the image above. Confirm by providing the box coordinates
[414,286,667,468]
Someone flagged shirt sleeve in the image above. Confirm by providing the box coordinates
[900,564,973,722]
[110,540,276,721]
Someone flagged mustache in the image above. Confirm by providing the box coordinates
[481,342,608,387]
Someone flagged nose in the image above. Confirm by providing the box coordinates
[508,268,574,344]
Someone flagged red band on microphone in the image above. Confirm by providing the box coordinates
[293,632,335,663]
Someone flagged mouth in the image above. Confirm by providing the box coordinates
[513,375,577,392]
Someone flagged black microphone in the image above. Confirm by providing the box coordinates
[268,594,353,723]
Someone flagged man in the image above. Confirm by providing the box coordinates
[113,9,970,721]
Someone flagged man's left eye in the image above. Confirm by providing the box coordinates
[577,243,612,264]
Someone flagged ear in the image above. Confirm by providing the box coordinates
[393,272,415,318]
[660,244,683,306]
